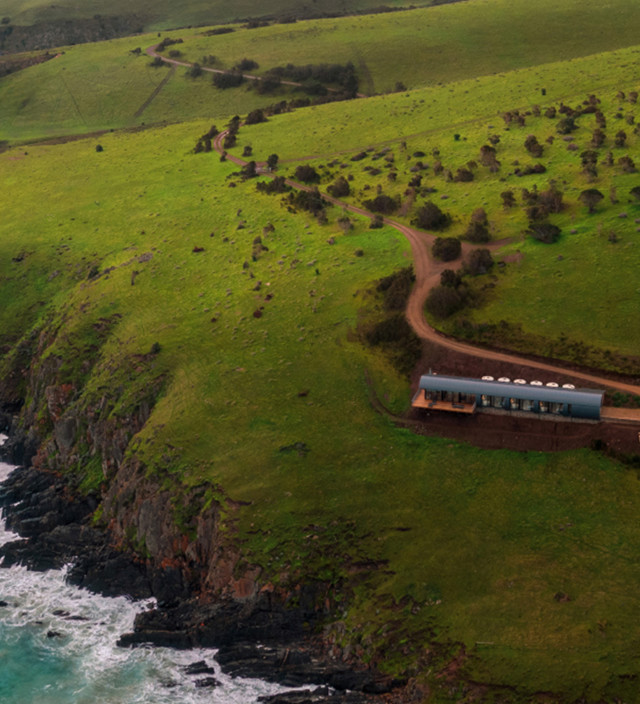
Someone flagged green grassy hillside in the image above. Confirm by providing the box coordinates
[229,44,640,369]
[0,30,307,142]
[174,0,640,94]
[3,0,640,700]
[0,0,437,31]
[2,0,640,143]
[3,118,640,703]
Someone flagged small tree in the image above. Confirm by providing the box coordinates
[425,286,465,318]
[501,190,516,209]
[245,109,267,125]
[579,188,604,213]
[464,221,490,243]
[241,161,257,179]
[440,269,462,288]
[327,176,350,198]
[524,135,543,157]
[464,209,490,243]
[629,185,640,201]
[614,130,627,148]
[618,155,637,173]
[363,194,398,214]
[465,249,494,275]
[556,116,577,134]
[369,214,384,229]
[235,58,259,71]
[590,129,606,148]
[538,183,564,213]
[213,72,244,89]
[413,202,451,231]
[432,237,461,262]
[528,223,561,243]
[454,167,474,182]
[294,165,320,183]
[479,144,500,170]
[266,153,279,171]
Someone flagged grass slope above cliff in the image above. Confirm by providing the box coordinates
[3,121,640,702]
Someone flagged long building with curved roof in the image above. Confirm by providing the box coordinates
[412,373,604,420]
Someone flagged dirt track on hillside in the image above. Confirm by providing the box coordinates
[212,128,640,406]
[146,44,366,96]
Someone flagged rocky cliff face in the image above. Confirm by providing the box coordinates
[0,299,407,702]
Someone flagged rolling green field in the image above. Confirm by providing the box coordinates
[0,30,300,142]
[1,0,437,31]
[2,0,640,143]
[3,117,640,702]
[174,0,640,94]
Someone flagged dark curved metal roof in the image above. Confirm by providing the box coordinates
[418,374,604,407]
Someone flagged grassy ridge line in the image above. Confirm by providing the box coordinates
[3,122,640,700]
[173,0,640,93]
[1,0,438,30]
[230,43,640,161]
[1,0,639,142]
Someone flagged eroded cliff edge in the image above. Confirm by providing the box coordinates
[0,318,406,702]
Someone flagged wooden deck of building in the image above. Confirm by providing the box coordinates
[411,392,476,414]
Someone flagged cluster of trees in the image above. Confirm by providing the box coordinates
[425,248,494,319]
[363,194,398,214]
[156,37,182,51]
[286,187,328,222]
[294,165,320,183]
[264,62,359,96]
[222,115,241,149]
[203,27,234,36]
[256,176,290,195]
[193,124,219,153]
[361,267,422,376]
[234,58,259,71]
[412,202,451,230]
[213,71,244,89]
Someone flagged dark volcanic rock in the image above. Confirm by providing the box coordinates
[0,466,157,599]
[258,689,370,703]
[194,676,221,688]
[0,463,401,702]
[184,660,215,675]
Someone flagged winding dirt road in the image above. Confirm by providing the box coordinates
[212,126,640,399]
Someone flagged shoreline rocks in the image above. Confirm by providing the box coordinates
[0,462,403,703]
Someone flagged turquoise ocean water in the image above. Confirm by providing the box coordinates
[0,445,293,704]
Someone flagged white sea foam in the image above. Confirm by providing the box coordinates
[0,453,300,703]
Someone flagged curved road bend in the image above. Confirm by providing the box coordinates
[212,130,640,399]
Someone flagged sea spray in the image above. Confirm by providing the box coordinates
[0,451,297,704]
